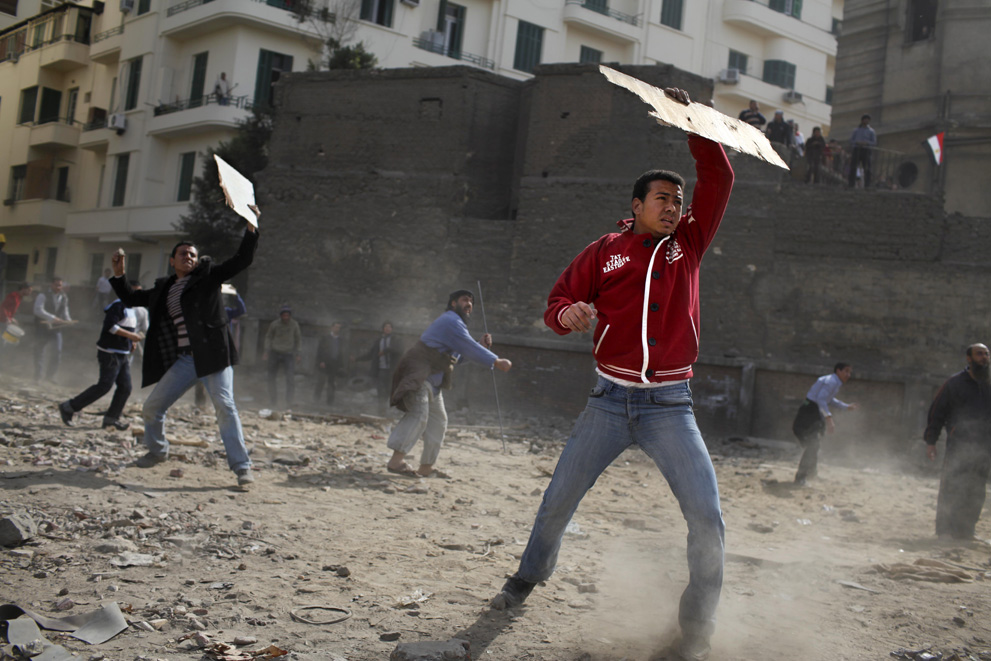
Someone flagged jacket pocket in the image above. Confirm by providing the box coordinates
[593,324,611,356]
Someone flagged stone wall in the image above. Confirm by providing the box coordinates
[250,63,991,446]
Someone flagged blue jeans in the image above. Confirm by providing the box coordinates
[142,355,251,472]
[518,376,724,638]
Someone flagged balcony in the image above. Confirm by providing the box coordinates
[722,0,835,55]
[0,3,96,67]
[66,203,190,239]
[39,36,90,71]
[0,199,70,231]
[563,0,641,43]
[90,25,123,64]
[162,0,321,43]
[28,118,81,149]
[147,92,254,138]
[412,37,495,70]
[79,118,113,151]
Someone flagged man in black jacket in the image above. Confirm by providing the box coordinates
[924,343,991,539]
[358,321,402,414]
[58,298,144,430]
[110,209,259,489]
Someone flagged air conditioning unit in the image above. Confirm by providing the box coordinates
[718,68,740,84]
[783,90,803,103]
[400,0,419,6]
[120,0,134,13]
[109,113,127,131]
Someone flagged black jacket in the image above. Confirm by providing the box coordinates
[924,369,991,448]
[111,229,258,387]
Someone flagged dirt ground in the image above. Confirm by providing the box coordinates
[1,353,991,661]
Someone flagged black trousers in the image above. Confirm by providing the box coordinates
[792,400,825,482]
[848,146,872,187]
[69,351,132,421]
[936,440,991,539]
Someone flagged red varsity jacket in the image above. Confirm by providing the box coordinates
[544,135,734,383]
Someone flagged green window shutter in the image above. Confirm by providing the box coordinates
[660,0,683,29]
[190,52,208,106]
[112,153,130,207]
[514,21,543,73]
[177,152,195,202]
[125,57,142,111]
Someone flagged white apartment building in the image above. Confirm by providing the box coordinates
[355,0,841,135]
[0,0,321,290]
[0,0,839,290]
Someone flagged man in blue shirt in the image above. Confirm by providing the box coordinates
[848,114,877,188]
[386,290,512,477]
[791,363,860,484]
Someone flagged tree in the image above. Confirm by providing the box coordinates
[291,0,377,70]
[175,108,272,272]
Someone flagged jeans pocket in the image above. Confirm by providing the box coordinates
[650,387,692,407]
[589,384,606,398]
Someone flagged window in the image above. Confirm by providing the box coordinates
[660,0,683,30]
[124,56,142,111]
[255,49,293,109]
[190,51,208,107]
[55,166,69,202]
[44,247,57,281]
[0,0,17,17]
[584,0,608,15]
[442,3,465,59]
[513,21,543,73]
[8,165,27,202]
[112,153,129,207]
[825,85,833,105]
[579,45,602,64]
[125,253,142,282]
[769,0,801,19]
[728,50,748,75]
[32,24,45,47]
[177,152,195,202]
[5,255,28,283]
[907,0,936,42]
[18,86,37,124]
[360,0,394,27]
[762,59,796,89]
[137,0,151,14]
[38,87,61,124]
[66,88,78,124]
[89,253,103,284]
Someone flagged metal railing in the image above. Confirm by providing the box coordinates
[412,37,495,70]
[92,25,124,43]
[82,118,108,131]
[153,92,256,116]
[564,0,641,27]
[0,4,95,63]
[772,142,915,190]
[167,0,296,18]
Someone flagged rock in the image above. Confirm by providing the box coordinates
[232,636,258,646]
[577,583,597,594]
[389,639,471,660]
[132,621,155,632]
[94,537,139,554]
[0,513,37,546]
[380,631,402,642]
[54,597,74,610]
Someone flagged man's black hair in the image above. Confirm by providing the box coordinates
[17,282,31,291]
[861,114,871,121]
[447,290,474,309]
[382,321,393,330]
[631,170,686,202]
[966,344,986,358]
[170,241,197,258]
[833,362,850,373]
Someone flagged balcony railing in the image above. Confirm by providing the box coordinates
[82,118,108,131]
[153,92,256,116]
[771,142,915,190]
[0,4,94,64]
[92,25,124,43]
[167,0,297,18]
[564,0,640,27]
[412,38,495,70]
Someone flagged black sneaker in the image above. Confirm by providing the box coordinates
[135,451,168,468]
[236,469,255,489]
[58,401,74,427]
[490,573,537,610]
[102,418,130,431]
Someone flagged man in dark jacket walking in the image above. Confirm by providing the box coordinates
[110,208,259,489]
[924,343,991,540]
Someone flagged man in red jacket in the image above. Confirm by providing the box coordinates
[490,88,734,661]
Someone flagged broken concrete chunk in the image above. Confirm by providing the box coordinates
[389,638,470,661]
[0,513,37,546]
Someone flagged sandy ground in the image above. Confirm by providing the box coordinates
[1,353,990,661]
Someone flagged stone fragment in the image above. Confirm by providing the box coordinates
[0,513,37,546]
[389,638,470,661]
[232,636,258,645]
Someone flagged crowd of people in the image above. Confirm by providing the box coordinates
[738,100,877,188]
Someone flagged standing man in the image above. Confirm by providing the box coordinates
[848,114,877,188]
[33,277,72,382]
[387,290,511,477]
[263,305,302,409]
[214,72,232,105]
[490,87,731,661]
[358,321,403,414]
[110,207,259,489]
[58,296,143,431]
[2,282,32,327]
[737,100,766,129]
[791,363,859,485]
[314,322,346,407]
[924,343,991,540]
[804,127,827,184]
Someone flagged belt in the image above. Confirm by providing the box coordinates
[177,347,193,356]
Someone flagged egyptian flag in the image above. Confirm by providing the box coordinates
[927,132,944,165]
